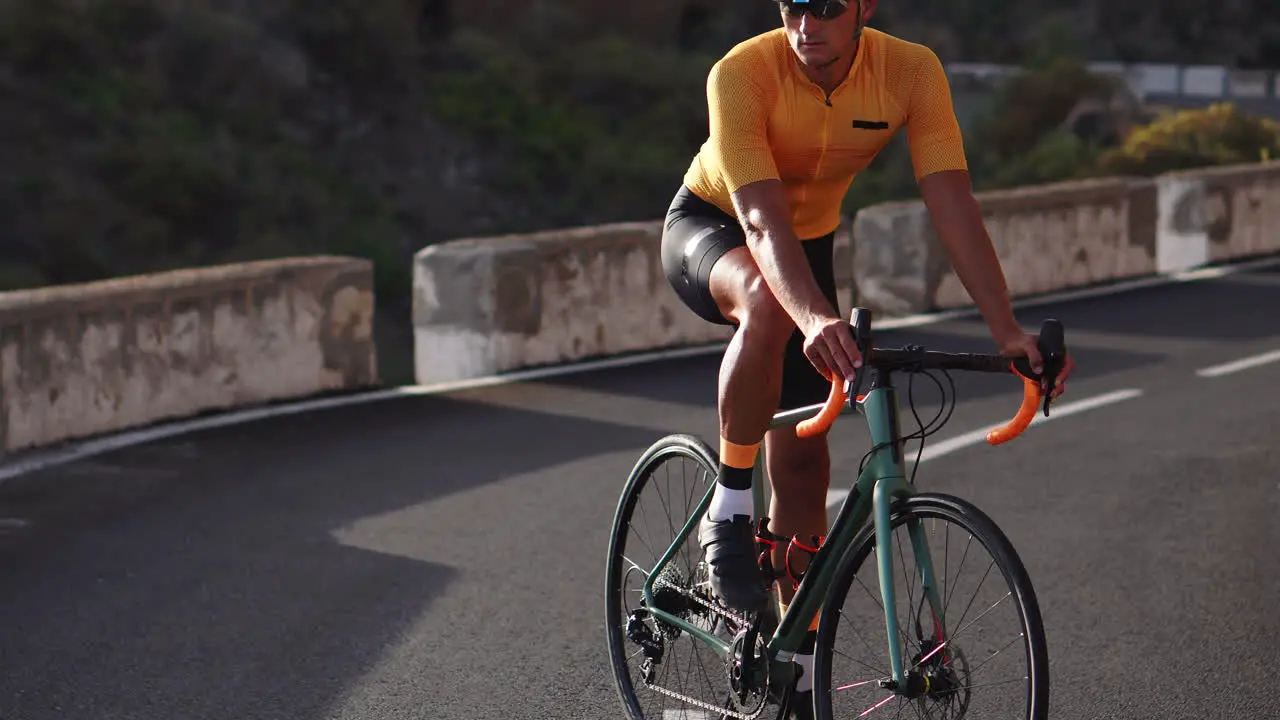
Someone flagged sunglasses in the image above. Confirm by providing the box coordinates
[777,0,850,20]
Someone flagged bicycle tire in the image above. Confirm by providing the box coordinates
[811,493,1050,720]
[604,433,721,719]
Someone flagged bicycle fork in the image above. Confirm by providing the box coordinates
[873,476,949,694]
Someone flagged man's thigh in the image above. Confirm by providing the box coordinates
[660,186,746,326]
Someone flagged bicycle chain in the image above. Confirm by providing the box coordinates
[639,576,771,720]
[640,676,768,720]
[655,574,752,629]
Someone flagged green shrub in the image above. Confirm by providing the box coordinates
[426,30,714,228]
[1090,103,1280,176]
[989,129,1096,187]
[966,55,1119,188]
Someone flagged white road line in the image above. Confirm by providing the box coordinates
[1195,348,1280,378]
[825,388,1144,509]
[1,253,1277,486]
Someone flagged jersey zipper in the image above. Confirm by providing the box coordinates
[813,93,832,187]
[793,85,834,228]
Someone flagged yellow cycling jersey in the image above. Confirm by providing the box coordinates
[683,26,969,240]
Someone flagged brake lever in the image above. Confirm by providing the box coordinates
[1040,365,1058,417]
[1037,319,1066,417]
[1008,319,1066,418]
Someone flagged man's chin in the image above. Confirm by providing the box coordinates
[795,47,834,67]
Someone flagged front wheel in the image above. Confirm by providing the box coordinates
[812,493,1049,720]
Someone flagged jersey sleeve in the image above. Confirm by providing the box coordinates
[904,48,969,180]
[704,52,779,193]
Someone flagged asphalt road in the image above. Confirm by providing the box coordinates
[2,263,1279,720]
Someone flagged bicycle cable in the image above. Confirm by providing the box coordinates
[855,365,958,485]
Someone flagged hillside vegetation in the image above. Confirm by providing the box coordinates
[2,0,1279,381]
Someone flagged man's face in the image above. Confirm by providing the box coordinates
[780,0,876,69]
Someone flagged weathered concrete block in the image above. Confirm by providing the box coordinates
[1157,173,1212,273]
[0,256,377,456]
[850,200,937,316]
[851,176,1159,315]
[935,177,1158,309]
[409,161,1279,386]
[1159,161,1280,267]
[413,221,855,384]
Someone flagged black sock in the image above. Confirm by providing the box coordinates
[718,462,753,490]
[800,629,816,653]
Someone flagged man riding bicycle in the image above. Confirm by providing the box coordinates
[660,0,1075,712]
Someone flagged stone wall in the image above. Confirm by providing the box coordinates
[854,162,1280,314]
[4,162,1276,457]
[0,257,377,456]
[413,221,854,384]
[413,161,1280,383]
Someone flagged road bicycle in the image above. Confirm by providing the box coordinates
[605,307,1066,719]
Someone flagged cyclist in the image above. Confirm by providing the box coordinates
[660,0,1075,711]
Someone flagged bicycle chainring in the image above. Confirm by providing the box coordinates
[724,620,771,717]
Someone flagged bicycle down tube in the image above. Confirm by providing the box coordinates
[637,379,936,690]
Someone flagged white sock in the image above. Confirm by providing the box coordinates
[707,485,752,521]
[795,651,815,693]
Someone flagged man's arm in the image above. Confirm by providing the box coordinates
[920,169,1077,396]
[704,54,859,378]
[732,180,860,380]
[731,180,840,339]
[903,45,1077,394]
[902,47,1024,350]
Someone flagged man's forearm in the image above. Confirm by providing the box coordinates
[936,197,1022,344]
[744,228,837,334]
[917,171,1022,345]
[728,183,841,335]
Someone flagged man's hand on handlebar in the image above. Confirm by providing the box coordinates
[802,316,863,383]
[792,311,1073,441]
[998,331,1075,400]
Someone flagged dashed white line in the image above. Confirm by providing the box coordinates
[826,388,1145,509]
[1195,348,1280,378]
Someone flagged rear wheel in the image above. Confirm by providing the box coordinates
[606,433,773,719]
[813,493,1049,720]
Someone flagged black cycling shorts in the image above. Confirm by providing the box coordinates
[660,185,839,412]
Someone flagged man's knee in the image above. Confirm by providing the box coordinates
[736,272,795,349]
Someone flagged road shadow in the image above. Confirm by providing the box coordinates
[1005,266,1280,341]
[0,394,659,720]
[542,350,724,409]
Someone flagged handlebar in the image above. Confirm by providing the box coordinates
[795,309,1068,443]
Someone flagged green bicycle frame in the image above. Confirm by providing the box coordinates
[638,367,950,692]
